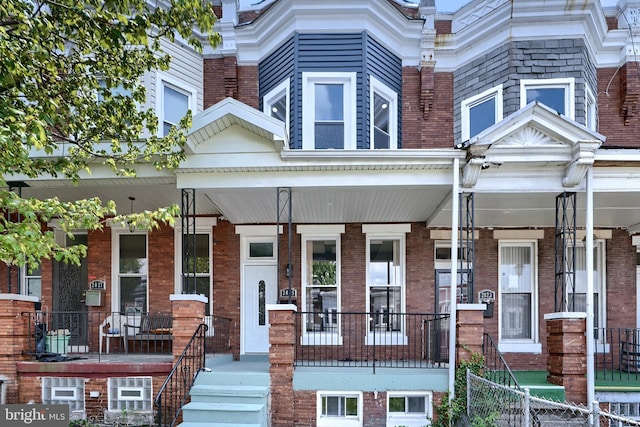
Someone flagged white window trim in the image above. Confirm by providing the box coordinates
[173,218,217,300]
[111,228,149,313]
[520,78,575,120]
[586,84,597,131]
[497,240,540,353]
[299,225,345,346]
[574,239,607,345]
[461,84,503,142]
[316,391,363,427]
[263,78,290,134]
[364,224,409,346]
[386,391,433,427]
[369,75,398,149]
[302,72,357,150]
[155,73,197,137]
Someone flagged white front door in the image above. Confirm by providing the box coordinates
[242,264,277,353]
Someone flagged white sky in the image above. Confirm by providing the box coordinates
[239,0,620,13]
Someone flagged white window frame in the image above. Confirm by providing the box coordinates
[369,76,398,149]
[108,377,152,412]
[386,391,432,427]
[586,85,597,131]
[174,218,217,315]
[571,239,607,347]
[364,224,410,345]
[316,391,363,427]
[298,225,345,346]
[498,240,541,353]
[520,78,575,120]
[263,78,290,134]
[302,72,357,150]
[42,377,85,413]
[22,262,42,298]
[461,84,503,142]
[111,227,148,314]
[155,73,197,137]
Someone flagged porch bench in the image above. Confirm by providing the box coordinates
[620,341,640,373]
[124,313,173,354]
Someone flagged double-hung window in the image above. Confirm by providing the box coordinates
[118,233,148,313]
[22,262,41,298]
[364,224,409,344]
[157,75,196,136]
[461,85,503,142]
[300,225,344,345]
[570,241,605,338]
[586,85,597,131]
[520,78,575,119]
[499,241,538,351]
[302,72,356,149]
[370,76,398,149]
[317,391,363,427]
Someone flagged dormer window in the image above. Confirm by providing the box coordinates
[370,76,397,149]
[302,72,357,150]
[461,85,503,141]
[520,78,575,120]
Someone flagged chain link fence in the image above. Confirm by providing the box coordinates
[466,371,640,426]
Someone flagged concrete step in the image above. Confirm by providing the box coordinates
[181,402,266,425]
[196,368,269,387]
[190,384,269,404]
[178,422,263,427]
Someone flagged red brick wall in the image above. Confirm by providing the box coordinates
[598,65,640,148]
[148,224,175,313]
[212,220,241,358]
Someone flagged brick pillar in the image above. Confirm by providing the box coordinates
[456,304,486,365]
[545,312,587,405]
[170,294,206,361]
[268,304,296,427]
[0,294,39,403]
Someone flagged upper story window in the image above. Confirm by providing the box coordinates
[157,74,196,136]
[461,85,503,141]
[520,78,575,120]
[263,79,290,133]
[302,72,357,150]
[370,76,398,149]
[586,85,597,131]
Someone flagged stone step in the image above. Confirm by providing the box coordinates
[190,384,269,404]
[178,422,263,427]
[181,402,265,425]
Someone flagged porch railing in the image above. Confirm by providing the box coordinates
[595,327,640,382]
[22,311,174,359]
[154,323,208,427]
[482,333,521,389]
[294,311,449,372]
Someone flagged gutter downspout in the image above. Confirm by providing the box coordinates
[449,157,460,401]
[585,168,595,409]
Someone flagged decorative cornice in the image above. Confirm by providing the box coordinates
[461,157,484,188]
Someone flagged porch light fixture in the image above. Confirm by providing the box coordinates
[128,196,135,232]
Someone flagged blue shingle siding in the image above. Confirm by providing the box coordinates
[453,39,597,144]
[258,32,402,149]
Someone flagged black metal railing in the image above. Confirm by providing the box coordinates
[595,327,640,381]
[482,333,520,389]
[204,315,232,354]
[22,310,176,360]
[294,311,449,372]
[154,323,208,427]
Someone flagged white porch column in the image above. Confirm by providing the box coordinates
[585,168,595,408]
[449,157,460,400]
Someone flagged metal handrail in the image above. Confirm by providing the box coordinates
[482,333,521,390]
[154,323,208,427]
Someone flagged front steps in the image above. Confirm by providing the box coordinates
[178,355,270,427]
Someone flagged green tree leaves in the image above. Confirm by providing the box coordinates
[0,0,219,266]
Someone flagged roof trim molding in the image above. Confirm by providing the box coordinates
[187,97,287,154]
[461,102,605,188]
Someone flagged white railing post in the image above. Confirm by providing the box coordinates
[591,400,600,427]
